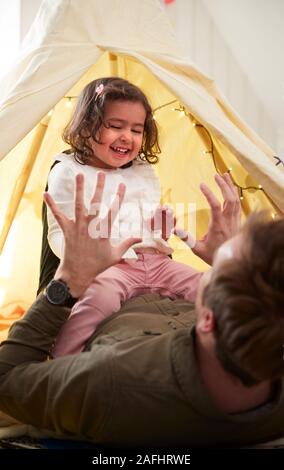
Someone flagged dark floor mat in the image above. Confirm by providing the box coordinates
[0,436,99,449]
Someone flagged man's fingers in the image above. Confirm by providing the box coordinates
[114,183,126,211]
[215,173,241,217]
[215,173,240,212]
[224,173,242,215]
[225,173,240,199]
[200,183,221,216]
[89,172,106,217]
[44,192,68,233]
[101,183,126,236]
[75,174,87,221]
[116,237,143,258]
[223,172,239,197]
[214,174,236,204]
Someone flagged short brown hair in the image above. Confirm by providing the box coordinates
[203,212,284,386]
[62,77,160,165]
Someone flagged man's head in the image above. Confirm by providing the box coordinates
[196,212,284,386]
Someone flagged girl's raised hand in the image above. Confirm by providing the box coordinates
[149,205,176,240]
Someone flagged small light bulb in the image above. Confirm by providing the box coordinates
[271,212,276,219]
[66,97,73,108]
[228,167,233,173]
[240,196,244,200]
[153,114,157,121]
[258,184,262,189]
[48,109,53,117]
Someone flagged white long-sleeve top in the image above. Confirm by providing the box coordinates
[47,153,173,259]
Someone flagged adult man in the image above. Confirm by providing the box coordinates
[0,173,283,448]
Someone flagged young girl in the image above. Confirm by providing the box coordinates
[47,77,203,356]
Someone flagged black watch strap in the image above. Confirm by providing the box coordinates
[44,279,78,308]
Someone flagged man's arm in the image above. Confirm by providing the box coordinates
[0,294,113,435]
[0,172,140,434]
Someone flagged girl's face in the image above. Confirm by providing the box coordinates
[89,100,146,169]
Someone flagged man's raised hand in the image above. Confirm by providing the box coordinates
[44,173,141,297]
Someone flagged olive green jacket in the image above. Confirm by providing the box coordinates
[0,293,284,448]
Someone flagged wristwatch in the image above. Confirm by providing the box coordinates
[44,279,78,308]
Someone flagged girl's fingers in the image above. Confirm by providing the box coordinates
[174,227,196,248]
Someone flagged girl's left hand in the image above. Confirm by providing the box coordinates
[149,205,176,240]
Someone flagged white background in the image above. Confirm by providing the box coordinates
[0,0,283,154]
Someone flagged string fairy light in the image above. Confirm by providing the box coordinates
[170,104,189,118]
[55,95,279,219]
[65,96,75,108]
[44,96,77,120]
[153,99,177,120]
[193,122,267,200]
[153,99,280,218]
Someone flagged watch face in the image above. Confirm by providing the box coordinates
[46,281,68,304]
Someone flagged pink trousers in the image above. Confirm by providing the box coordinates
[53,254,203,357]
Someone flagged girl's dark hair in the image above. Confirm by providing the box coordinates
[62,77,160,165]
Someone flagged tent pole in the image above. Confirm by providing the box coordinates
[108,52,128,79]
[0,122,47,255]
[109,52,118,76]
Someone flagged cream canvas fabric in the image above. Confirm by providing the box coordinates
[0,0,283,321]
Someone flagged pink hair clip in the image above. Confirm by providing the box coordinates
[95,83,104,100]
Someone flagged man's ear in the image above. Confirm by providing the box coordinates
[198,306,216,333]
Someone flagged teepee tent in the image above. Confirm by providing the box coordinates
[0,0,283,331]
